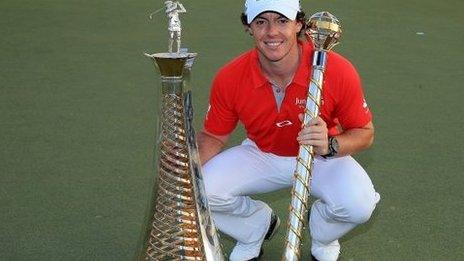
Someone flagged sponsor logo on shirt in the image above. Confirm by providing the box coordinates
[295,97,324,109]
[205,104,211,119]
[295,98,306,107]
[276,120,293,127]
[362,98,370,113]
[295,97,307,109]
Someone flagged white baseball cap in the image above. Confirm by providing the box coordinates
[244,0,301,24]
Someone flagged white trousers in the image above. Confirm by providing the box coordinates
[203,139,380,247]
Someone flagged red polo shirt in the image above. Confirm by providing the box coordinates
[204,41,372,156]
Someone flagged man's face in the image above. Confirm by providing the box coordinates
[248,12,302,63]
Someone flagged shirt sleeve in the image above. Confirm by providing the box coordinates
[203,72,238,135]
[334,59,372,129]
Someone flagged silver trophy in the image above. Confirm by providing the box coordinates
[137,2,224,260]
[282,11,342,261]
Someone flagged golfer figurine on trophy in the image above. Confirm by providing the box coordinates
[165,1,186,53]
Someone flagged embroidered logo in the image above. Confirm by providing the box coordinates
[205,104,211,119]
[276,120,293,127]
[295,98,306,109]
[295,98,306,107]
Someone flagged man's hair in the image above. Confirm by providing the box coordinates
[240,11,307,36]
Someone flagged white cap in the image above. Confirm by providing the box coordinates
[244,0,300,24]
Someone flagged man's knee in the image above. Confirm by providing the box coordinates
[323,194,378,224]
[342,194,378,224]
[347,200,376,224]
[207,193,238,212]
[204,179,238,213]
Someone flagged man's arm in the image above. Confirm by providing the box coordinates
[197,130,230,165]
[298,116,374,156]
[177,3,187,13]
[334,121,374,156]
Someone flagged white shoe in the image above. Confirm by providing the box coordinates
[229,241,262,261]
[311,239,340,261]
[229,212,280,261]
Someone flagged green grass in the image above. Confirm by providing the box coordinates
[1,0,463,260]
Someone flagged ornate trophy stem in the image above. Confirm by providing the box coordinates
[282,12,342,261]
[136,2,224,260]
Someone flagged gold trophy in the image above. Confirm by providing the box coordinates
[282,11,342,261]
[136,1,224,260]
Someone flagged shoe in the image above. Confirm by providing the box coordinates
[245,249,263,261]
[246,212,281,260]
[311,239,340,261]
[264,211,281,240]
[232,211,281,261]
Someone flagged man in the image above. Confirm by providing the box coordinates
[197,0,380,260]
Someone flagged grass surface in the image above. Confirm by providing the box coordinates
[1,0,463,260]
